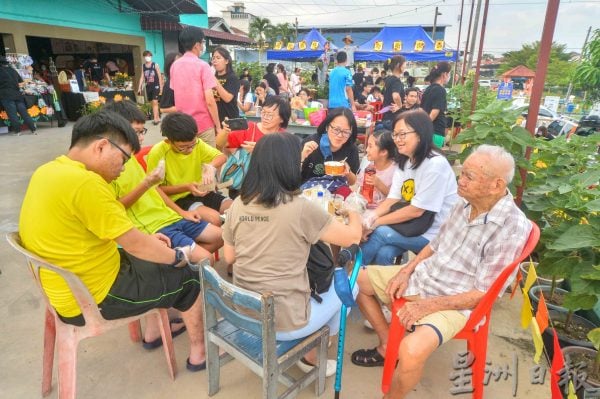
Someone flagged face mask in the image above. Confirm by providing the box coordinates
[198,47,205,58]
[144,56,152,63]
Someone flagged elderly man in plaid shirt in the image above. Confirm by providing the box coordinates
[351,145,532,398]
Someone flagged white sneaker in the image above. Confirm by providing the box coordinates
[296,358,337,377]
[363,305,393,330]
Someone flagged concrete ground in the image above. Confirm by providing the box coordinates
[0,121,550,398]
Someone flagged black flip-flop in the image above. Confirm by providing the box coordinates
[186,358,207,372]
[142,318,187,350]
[350,347,385,367]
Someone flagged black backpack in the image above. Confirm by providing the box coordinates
[306,241,335,303]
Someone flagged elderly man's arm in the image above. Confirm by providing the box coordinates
[396,290,485,330]
[385,244,434,300]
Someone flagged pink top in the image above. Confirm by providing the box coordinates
[170,52,217,132]
[277,72,290,93]
[357,161,397,205]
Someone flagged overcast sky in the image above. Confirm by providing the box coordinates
[207,0,599,56]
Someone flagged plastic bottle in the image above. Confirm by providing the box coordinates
[317,191,328,212]
[361,163,376,207]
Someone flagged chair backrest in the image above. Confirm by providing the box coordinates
[135,145,152,172]
[200,263,274,341]
[462,221,540,332]
[6,232,106,329]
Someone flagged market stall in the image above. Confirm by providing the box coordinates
[354,26,458,62]
[266,28,338,61]
[62,89,136,121]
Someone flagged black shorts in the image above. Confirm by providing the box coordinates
[175,192,229,212]
[60,249,200,326]
[146,84,160,101]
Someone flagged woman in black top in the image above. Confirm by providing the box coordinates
[212,47,240,123]
[381,55,406,129]
[421,61,451,148]
[300,107,360,185]
[159,52,180,114]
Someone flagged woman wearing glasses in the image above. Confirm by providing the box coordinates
[360,109,458,266]
[220,95,291,198]
[300,107,360,185]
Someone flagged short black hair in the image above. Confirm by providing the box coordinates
[179,26,205,52]
[240,133,302,208]
[164,52,181,79]
[263,95,291,128]
[102,99,145,124]
[316,107,358,145]
[266,63,276,73]
[405,87,419,96]
[70,110,140,152]
[161,112,198,142]
[394,109,438,170]
[336,51,347,64]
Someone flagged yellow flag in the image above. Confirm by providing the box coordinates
[531,317,544,364]
[567,381,577,398]
[521,290,533,329]
[523,259,538,293]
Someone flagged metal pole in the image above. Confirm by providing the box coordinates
[470,0,490,115]
[432,7,440,41]
[461,0,476,82]
[564,26,591,105]
[467,0,483,72]
[516,0,561,205]
[454,0,465,85]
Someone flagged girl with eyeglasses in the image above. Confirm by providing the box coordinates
[300,107,360,185]
[360,109,458,266]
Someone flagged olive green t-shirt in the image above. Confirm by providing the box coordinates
[223,196,332,331]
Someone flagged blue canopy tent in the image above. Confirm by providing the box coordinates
[266,28,337,61]
[354,26,458,62]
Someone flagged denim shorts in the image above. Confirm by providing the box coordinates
[158,219,208,248]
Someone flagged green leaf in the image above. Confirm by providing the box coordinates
[547,224,600,250]
[563,293,599,312]
[558,184,573,194]
[587,328,600,351]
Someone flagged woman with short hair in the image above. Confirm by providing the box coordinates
[137,50,164,125]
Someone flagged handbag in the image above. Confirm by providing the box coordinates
[387,201,436,237]
[219,124,256,190]
[306,241,335,303]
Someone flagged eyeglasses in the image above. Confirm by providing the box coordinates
[136,127,148,136]
[95,135,131,164]
[260,111,277,121]
[392,130,417,140]
[329,125,352,138]
[172,140,198,153]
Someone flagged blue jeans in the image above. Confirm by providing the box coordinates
[276,282,358,341]
[0,98,36,133]
[361,225,429,265]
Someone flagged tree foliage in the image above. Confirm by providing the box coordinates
[498,41,576,87]
[573,29,600,101]
[249,17,273,51]
[271,23,295,43]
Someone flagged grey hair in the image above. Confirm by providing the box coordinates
[471,144,515,183]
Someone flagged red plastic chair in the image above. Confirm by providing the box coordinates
[135,145,152,171]
[6,232,177,399]
[381,222,540,398]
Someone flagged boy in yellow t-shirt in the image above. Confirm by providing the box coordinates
[146,113,232,227]
[20,111,210,371]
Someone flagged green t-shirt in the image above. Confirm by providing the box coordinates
[111,157,181,234]
[146,139,222,201]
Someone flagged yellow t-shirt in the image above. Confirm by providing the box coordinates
[146,139,222,201]
[19,155,134,318]
[111,157,181,234]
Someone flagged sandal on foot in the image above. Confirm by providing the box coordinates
[186,357,206,372]
[351,347,385,367]
[142,318,187,350]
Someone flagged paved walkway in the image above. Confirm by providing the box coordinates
[0,121,549,398]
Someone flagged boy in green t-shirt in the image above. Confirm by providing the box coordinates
[147,113,232,227]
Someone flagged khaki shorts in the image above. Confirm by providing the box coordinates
[367,265,468,345]
[198,127,216,148]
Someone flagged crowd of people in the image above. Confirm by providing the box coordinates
[17,25,533,399]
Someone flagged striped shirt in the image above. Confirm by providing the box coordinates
[405,192,531,315]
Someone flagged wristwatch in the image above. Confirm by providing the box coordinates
[172,247,187,268]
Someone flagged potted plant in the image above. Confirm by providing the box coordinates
[560,328,600,393]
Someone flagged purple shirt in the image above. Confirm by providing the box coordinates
[170,52,217,132]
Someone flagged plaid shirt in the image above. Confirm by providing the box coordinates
[405,192,531,314]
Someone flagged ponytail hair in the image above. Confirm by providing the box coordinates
[384,55,406,73]
[425,61,451,83]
